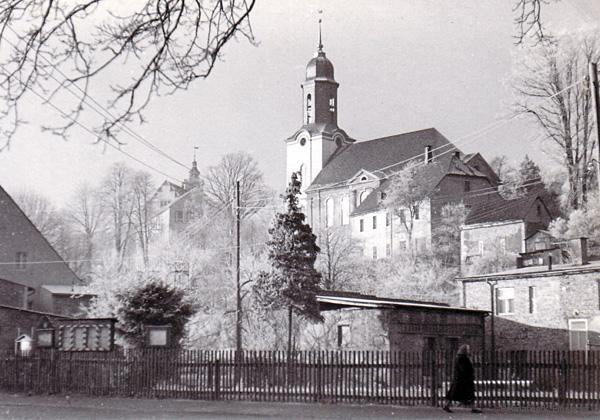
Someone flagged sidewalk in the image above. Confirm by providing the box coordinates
[0,392,599,419]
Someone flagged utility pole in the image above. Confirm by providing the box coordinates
[235,180,242,354]
[589,62,600,191]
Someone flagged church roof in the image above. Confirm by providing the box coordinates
[307,128,456,191]
[350,156,489,216]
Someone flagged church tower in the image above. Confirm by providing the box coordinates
[285,21,353,193]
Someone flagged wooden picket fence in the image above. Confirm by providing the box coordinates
[1,349,599,410]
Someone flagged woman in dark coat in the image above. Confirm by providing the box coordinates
[443,344,481,413]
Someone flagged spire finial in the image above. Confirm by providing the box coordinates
[193,146,198,163]
[318,10,323,52]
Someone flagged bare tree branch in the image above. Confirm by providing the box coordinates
[0,0,256,150]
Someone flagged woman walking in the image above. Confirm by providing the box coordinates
[443,344,481,413]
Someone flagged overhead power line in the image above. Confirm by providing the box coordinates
[4,28,191,172]
[17,78,184,184]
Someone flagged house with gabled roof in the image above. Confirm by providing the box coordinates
[285,39,501,259]
[460,190,554,273]
[0,185,93,315]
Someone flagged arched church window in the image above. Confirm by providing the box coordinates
[306,94,312,124]
[359,190,370,204]
[326,198,335,227]
[340,196,349,225]
[329,97,335,112]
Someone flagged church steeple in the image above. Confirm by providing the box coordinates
[184,147,201,191]
[302,17,338,127]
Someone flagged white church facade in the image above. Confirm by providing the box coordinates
[285,38,502,259]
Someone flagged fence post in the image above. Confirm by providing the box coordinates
[315,353,323,403]
[214,359,221,400]
[430,351,438,407]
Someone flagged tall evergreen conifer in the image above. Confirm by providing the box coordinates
[254,172,323,351]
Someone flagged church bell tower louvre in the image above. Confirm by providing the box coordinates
[285,18,353,193]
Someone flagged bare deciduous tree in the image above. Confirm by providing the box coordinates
[316,227,361,290]
[513,0,548,44]
[101,162,134,266]
[13,188,63,243]
[66,182,105,278]
[383,160,439,249]
[203,151,271,224]
[131,170,155,267]
[512,31,600,209]
[0,0,256,150]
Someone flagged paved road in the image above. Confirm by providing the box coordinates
[1,393,599,419]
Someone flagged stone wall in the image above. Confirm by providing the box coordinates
[462,270,600,350]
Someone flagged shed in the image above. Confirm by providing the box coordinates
[316,291,488,354]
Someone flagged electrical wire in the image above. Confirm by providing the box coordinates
[4,27,192,171]
[7,67,185,184]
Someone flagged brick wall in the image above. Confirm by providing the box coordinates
[0,305,65,350]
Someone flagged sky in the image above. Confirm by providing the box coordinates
[0,0,599,206]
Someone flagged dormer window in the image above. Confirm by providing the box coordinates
[329,97,336,112]
[425,145,433,163]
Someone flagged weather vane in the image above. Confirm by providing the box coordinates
[318,9,323,52]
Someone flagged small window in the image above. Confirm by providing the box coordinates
[496,287,515,315]
[569,319,588,351]
[425,145,433,163]
[386,212,391,227]
[413,205,420,220]
[329,97,336,112]
[175,210,184,222]
[464,180,471,192]
[306,94,312,124]
[16,252,27,270]
[372,216,377,230]
[528,286,536,314]
[372,246,378,260]
[337,324,350,348]
[386,244,391,257]
[359,219,364,232]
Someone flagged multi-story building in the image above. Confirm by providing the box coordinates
[150,157,205,242]
[285,40,501,258]
[460,190,554,272]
